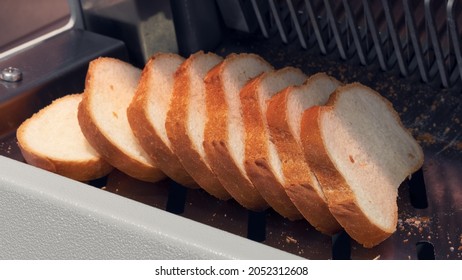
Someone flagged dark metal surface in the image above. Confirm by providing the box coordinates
[81,0,178,67]
[170,0,223,57]
[0,0,70,54]
[0,29,127,136]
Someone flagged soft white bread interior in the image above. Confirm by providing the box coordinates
[166,51,230,199]
[266,73,342,233]
[17,94,113,181]
[127,53,199,188]
[241,67,306,220]
[300,83,424,247]
[78,57,166,183]
[204,53,273,210]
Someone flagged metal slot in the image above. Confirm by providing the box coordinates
[332,231,352,260]
[408,168,429,209]
[247,210,267,242]
[166,182,188,214]
[416,241,436,259]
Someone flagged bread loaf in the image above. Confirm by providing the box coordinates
[16,51,423,247]
[266,73,342,234]
[300,83,424,247]
[127,53,198,188]
[78,57,166,183]
[17,94,113,181]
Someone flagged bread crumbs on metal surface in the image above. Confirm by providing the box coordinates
[285,236,297,244]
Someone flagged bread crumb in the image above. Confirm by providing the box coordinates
[450,247,455,252]
[373,255,381,260]
[112,111,118,119]
[285,236,297,244]
[417,133,436,145]
[349,155,355,163]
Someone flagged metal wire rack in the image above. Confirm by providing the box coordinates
[240,0,462,89]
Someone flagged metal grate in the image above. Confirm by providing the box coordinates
[241,0,462,89]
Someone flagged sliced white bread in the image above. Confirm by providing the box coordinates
[78,57,166,183]
[17,94,113,181]
[203,53,273,211]
[165,51,230,199]
[300,83,424,247]
[240,67,306,220]
[127,53,199,188]
[266,73,342,234]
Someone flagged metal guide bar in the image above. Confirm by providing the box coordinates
[249,0,462,89]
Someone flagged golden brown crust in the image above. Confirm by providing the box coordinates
[127,54,199,189]
[165,52,230,199]
[16,94,113,181]
[300,105,394,247]
[203,54,268,210]
[78,59,166,183]
[17,140,113,181]
[241,75,302,220]
[266,88,341,233]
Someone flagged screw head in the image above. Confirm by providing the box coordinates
[1,67,22,82]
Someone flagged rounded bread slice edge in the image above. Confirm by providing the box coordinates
[241,67,306,220]
[266,73,343,234]
[203,53,273,210]
[166,51,230,198]
[300,83,424,247]
[17,94,113,181]
[127,53,198,188]
[78,57,166,183]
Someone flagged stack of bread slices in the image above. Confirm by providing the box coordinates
[16,52,424,248]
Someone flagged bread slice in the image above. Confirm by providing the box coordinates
[78,57,166,183]
[240,67,306,220]
[127,53,198,188]
[266,73,342,233]
[300,83,424,247]
[203,53,273,211]
[165,51,230,199]
[17,94,113,181]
